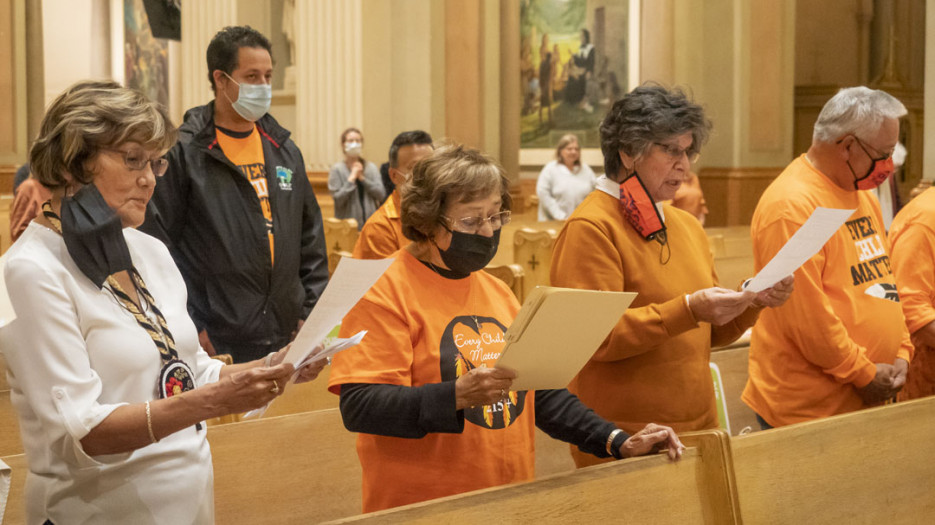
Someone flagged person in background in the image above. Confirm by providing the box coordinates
[670,171,708,225]
[871,141,905,231]
[536,133,596,221]
[0,80,325,523]
[9,163,52,243]
[744,86,913,428]
[328,127,385,229]
[142,26,329,363]
[888,184,935,399]
[352,130,433,259]
[550,85,793,469]
[329,144,684,513]
[12,162,30,194]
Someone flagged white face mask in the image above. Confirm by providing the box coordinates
[224,72,272,122]
[345,141,363,157]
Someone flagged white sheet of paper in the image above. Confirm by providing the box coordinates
[0,457,10,523]
[299,330,366,366]
[0,252,16,328]
[282,257,393,368]
[745,207,855,293]
[243,330,368,419]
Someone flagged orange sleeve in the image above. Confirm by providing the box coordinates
[890,222,935,336]
[550,218,698,362]
[756,217,877,387]
[352,218,399,260]
[328,295,413,394]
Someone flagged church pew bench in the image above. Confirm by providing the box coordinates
[0,390,21,457]
[211,408,361,523]
[709,345,759,435]
[326,430,739,524]
[731,395,935,524]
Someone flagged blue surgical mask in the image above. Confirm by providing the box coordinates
[224,72,272,122]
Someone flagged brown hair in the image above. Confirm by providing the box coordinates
[30,80,177,190]
[340,127,363,144]
[401,143,512,243]
[555,133,580,166]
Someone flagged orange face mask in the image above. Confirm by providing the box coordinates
[619,173,666,243]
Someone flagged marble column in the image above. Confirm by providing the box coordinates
[294,0,363,171]
[180,0,237,113]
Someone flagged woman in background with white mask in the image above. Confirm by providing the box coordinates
[329,127,385,229]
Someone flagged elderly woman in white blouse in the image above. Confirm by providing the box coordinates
[0,80,325,524]
[536,134,597,221]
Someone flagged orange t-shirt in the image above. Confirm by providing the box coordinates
[216,126,274,263]
[351,191,406,259]
[328,250,535,512]
[743,155,913,427]
[888,186,935,399]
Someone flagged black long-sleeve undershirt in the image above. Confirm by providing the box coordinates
[339,382,629,458]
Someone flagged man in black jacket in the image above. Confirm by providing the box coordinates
[142,26,329,363]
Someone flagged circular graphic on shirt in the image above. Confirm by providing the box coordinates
[159,359,196,398]
[439,315,526,429]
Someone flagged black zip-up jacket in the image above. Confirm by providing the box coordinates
[141,103,329,361]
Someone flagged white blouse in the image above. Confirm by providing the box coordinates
[0,222,224,524]
[536,160,597,221]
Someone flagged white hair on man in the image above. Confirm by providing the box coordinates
[812,86,907,144]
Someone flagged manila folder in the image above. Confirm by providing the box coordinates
[495,287,637,391]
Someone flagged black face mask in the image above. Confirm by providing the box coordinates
[438,228,501,276]
[60,184,133,288]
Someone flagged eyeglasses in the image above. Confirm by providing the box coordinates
[441,210,511,234]
[107,148,169,177]
[653,142,700,164]
[850,135,893,162]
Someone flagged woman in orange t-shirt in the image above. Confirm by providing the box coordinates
[329,144,684,513]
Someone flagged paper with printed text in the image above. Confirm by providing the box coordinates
[745,207,856,293]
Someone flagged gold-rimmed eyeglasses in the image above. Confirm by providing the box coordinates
[441,210,511,234]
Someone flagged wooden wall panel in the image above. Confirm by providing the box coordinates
[699,167,782,227]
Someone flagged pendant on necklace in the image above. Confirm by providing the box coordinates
[471,315,480,331]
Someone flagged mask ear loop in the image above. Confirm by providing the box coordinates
[656,233,671,265]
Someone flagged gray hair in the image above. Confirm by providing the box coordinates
[812,87,907,143]
[600,84,711,178]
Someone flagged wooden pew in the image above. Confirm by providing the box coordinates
[0,453,27,524]
[323,218,359,256]
[731,395,935,524]
[0,390,21,457]
[211,408,361,523]
[710,345,758,435]
[328,249,353,276]
[483,263,524,300]
[0,353,8,391]
[327,430,739,524]
[263,366,339,418]
[513,228,558,301]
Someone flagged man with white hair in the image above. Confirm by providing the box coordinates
[743,86,914,428]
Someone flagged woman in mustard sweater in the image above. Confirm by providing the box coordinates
[550,85,794,468]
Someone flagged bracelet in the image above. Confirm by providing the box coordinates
[264,351,277,368]
[145,401,158,444]
[606,428,624,457]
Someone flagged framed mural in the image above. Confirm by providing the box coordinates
[519,0,639,164]
[122,0,169,107]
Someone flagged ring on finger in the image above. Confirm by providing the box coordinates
[500,388,506,399]
[269,382,280,394]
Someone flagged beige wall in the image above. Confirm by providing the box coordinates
[639,0,795,169]
[41,0,111,107]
